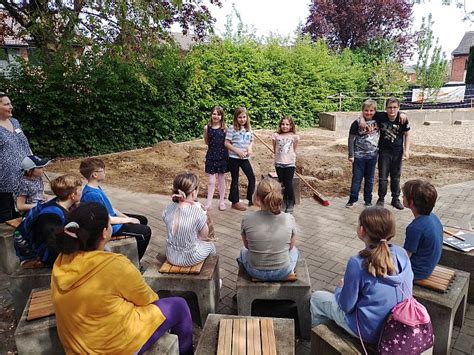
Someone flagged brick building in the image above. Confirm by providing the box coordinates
[451,31,474,82]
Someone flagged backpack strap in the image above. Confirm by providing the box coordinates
[355,309,368,355]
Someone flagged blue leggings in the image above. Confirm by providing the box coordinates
[138,297,193,355]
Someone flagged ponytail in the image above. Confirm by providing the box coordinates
[255,178,282,215]
[56,202,109,254]
[358,208,397,277]
[172,173,199,202]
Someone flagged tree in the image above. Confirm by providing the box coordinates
[0,1,222,54]
[414,14,448,107]
[303,0,413,60]
[465,46,474,85]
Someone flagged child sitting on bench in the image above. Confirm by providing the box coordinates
[52,203,193,354]
[310,207,413,344]
[162,172,216,266]
[238,178,298,281]
[79,158,151,260]
[402,179,443,281]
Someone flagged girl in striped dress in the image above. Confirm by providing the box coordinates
[162,173,216,266]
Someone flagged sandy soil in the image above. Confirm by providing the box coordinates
[47,127,474,200]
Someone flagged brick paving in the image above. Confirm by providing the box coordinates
[2,179,474,354]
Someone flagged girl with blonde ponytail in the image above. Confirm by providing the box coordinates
[238,178,298,281]
[310,207,414,345]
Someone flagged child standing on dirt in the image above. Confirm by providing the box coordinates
[272,116,299,213]
[16,155,50,213]
[346,99,379,208]
[204,106,228,211]
[225,107,256,211]
[402,179,443,281]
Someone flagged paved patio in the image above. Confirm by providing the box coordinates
[2,179,473,353]
[108,179,474,354]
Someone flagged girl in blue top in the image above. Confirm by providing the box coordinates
[225,107,256,211]
[203,106,228,211]
[310,207,413,344]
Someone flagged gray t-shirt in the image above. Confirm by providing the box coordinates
[241,211,296,270]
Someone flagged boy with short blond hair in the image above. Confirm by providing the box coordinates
[402,179,443,281]
[19,174,83,267]
[79,158,151,260]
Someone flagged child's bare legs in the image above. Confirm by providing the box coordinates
[217,173,226,210]
[205,174,216,210]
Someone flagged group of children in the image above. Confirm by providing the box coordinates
[11,99,447,353]
[204,106,299,213]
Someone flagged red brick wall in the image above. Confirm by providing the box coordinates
[451,55,468,82]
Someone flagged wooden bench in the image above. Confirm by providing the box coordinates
[27,288,55,321]
[159,260,204,274]
[195,314,294,355]
[217,318,277,355]
[6,217,22,228]
[414,265,456,293]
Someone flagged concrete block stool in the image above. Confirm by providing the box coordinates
[0,221,20,274]
[140,333,179,354]
[9,268,52,320]
[236,258,311,339]
[15,288,64,355]
[144,254,220,326]
[439,244,474,303]
[107,237,140,268]
[413,267,469,355]
[311,322,432,355]
[195,314,295,355]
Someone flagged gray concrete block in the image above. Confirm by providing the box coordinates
[439,246,474,304]
[414,268,469,355]
[0,222,19,274]
[9,268,52,320]
[311,322,367,355]
[14,287,64,355]
[236,257,312,339]
[107,237,140,268]
[195,314,295,354]
[142,332,179,354]
[144,254,220,326]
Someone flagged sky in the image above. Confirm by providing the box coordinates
[206,0,474,63]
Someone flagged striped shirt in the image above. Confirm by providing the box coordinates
[225,125,253,159]
[162,202,216,266]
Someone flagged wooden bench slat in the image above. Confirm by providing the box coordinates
[217,319,233,355]
[31,289,52,299]
[432,268,455,281]
[27,289,55,321]
[433,266,455,278]
[415,278,449,293]
[5,217,22,228]
[260,319,277,355]
[27,305,55,321]
[169,265,182,273]
[190,261,204,274]
[247,319,261,355]
[159,262,173,273]
[232,319,246,355]
[180,266,192,273]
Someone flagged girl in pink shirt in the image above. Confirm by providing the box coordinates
[272,116,299,213]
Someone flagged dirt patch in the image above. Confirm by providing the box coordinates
[47,128,474,199]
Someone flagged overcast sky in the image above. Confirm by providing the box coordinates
[207,0,474,63]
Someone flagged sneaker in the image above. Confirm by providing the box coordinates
[286,202,295,213]
[345,201,355,208]
[376,199,384,207]
[391,199,404,210]
[204,204,212,211]
[232,202,247,211]
[364,201,373,207]
[218,202,226,211]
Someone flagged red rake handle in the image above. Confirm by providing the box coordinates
[252,132,330,207]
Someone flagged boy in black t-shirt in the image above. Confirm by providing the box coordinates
[360,97,410,210]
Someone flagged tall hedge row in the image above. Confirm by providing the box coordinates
[1,38,370,157]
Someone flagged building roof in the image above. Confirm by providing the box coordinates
[452,31,474,56]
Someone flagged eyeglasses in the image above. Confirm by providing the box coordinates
[387,106,399,110]
[94,169,105,173]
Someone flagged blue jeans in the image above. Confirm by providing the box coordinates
[310,291,357,337]
[349,156,377,203]
[237,247,299,281]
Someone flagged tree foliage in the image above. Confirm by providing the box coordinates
[304,0,414,60]
[0,0,221,56]
[415,14,448,105]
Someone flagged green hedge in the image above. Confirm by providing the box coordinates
[0,38,377,157]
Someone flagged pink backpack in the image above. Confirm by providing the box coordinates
[357,286,434,354]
